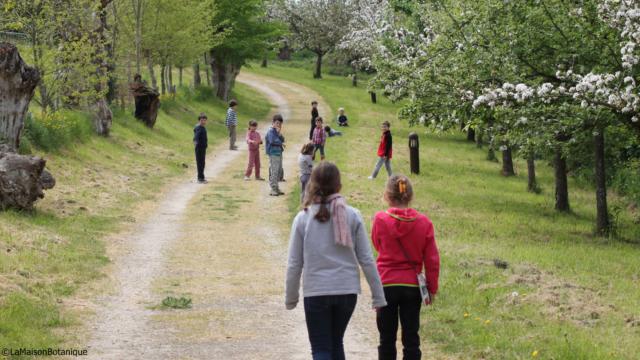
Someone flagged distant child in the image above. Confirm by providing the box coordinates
[298,143,315,203]
[324,126,342,137]
[245,120,264,181]
[309,100,319,140]
[337,107,349,127]
[368,121,393,179]
[193,112,208,184]
[225,99,239,150]
[311,117,327,161]
[266,114,286,196]
[372,175,440,360]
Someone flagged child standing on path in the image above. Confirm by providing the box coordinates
[265,114,285,196]
[372,175,440,360]
[368,121,393,179]
[285,162,387,360]
[337,108,349,127]
[312,117,327,161]
[193,112,208,184]
[226,99,239,150]
[309,100,320,140]
[245,120,264,181]
[298,143,314,203]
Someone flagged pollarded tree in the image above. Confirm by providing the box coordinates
[208,0,284,100]
[280,0,353,79]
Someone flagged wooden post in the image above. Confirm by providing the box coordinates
[409,132,420,175]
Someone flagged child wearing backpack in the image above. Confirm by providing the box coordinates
[298,143,314,203]
[372,175,440,360]
[244,120,264,181]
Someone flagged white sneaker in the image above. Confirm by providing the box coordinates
[368,176,374,180]
[244,176,251,181]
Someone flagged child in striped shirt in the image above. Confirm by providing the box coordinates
[311,117,326,161]
[225,99,239,150]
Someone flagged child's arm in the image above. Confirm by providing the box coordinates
[353,211,387,309]
[423,221,440,296]
[285,214,305,310]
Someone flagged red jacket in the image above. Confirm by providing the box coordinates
[372,207,440,295]
[377,130,393,159]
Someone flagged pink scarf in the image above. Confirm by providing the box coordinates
[321,194,353,248]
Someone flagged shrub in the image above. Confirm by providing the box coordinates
[23,110,93,151]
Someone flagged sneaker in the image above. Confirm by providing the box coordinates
[279,178,286,182]
[270,191,280,196]
[198,179,208,184]
[244,176,251,181]
[367,176,374,180]
[277,190,285,195]
[256,177,266,181]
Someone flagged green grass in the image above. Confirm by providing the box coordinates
[249,61,640,359]
[0,82,270,354]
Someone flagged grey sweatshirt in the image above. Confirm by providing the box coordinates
[285,204,387,309]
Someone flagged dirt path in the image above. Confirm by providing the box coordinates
[85,72,379,359]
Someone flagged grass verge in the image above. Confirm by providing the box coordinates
[248,61,640,360]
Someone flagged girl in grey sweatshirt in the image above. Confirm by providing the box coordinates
[285,162,386,359]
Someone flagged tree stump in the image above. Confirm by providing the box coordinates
[130,75,160,128]
[0,42,40,151]
[0,145,55,210]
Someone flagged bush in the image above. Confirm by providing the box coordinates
[23,110,93,151]
[612,160,640,205]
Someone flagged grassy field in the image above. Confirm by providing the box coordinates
[249,61,640,359]
[0,83,271,352]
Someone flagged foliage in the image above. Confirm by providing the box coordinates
[161,296,192,309]
[23,110,93,151]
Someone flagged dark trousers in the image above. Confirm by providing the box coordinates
[195,146,206,180]
[304,294,357,360]
[377,287,422,360]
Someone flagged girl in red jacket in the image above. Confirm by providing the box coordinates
[372,175,440,360]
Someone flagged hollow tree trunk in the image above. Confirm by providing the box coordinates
[594,128,610,236]
[554,146,570,212]
[193,63,201,87]
[527,155,538,193]
[1,42,40,150]
[146,51,157,90]
[210,52,240,101]
[501,145,515,176]
[314,52,323,79]
[467,127,476,142]
[0,43,55,210]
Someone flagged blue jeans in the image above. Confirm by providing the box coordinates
[304,294,357,360]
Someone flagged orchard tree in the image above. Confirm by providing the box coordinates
[280,0,353,79]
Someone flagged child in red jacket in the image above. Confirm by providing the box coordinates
[372,175,440,360]
[368,121,393,179]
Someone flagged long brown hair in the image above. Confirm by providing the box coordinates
[385,174,413,206]
[303,162,341,222]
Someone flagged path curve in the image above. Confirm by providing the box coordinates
[85,72,378,359]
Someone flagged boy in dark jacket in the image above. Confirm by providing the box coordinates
[193,113,208,183]
[266,114,286,196]
[369,121,393,179]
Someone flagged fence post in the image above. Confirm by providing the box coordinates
[409,132,420,174]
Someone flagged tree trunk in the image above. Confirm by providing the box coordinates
[487,146,497,162]
[204,53,211,87]
[261,58,267,68]
[210,52,240,101]
[467,127,476,142]
[146,51,157,90]
[594,128,610,236]
[134,0,142,74]
[352,72,357,87]
[92,0,114,136]
[130,79,160,128]
[501,145,515,176]
[193,63,201,87]
[160,64,166,95]
[168,65,173,93]
[178,66,183,87]
[0,42,41,151]
[476,128,484,148]
[314,52,323,79]
[554,146,570,212]
[527,155,538,193]
[0,148,56,210]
